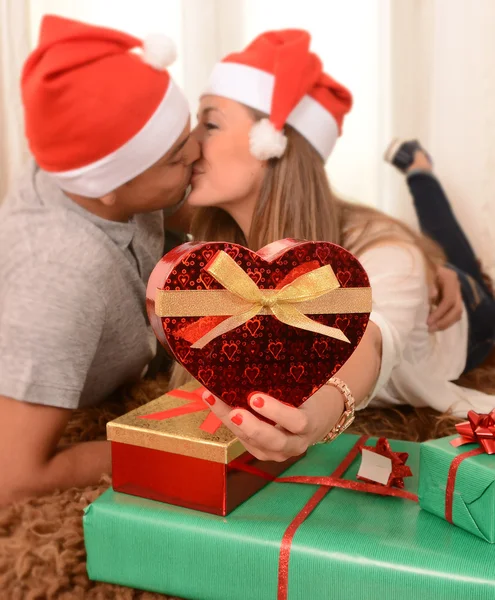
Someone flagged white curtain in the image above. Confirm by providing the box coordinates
[388,0,495,279]
[428,0,495,279]
[1,0,494,277]
[0,0,30,200]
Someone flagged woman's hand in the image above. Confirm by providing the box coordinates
[200,324,381,462]
[202,385,344,462]
[428,265,463,332]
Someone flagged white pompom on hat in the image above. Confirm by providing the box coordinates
[249,119,287,160]
[142,34,177,70]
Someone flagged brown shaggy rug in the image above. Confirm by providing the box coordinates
[1,352,494,600]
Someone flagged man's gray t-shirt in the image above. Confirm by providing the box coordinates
[0,162,165,408]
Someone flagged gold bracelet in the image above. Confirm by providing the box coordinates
[318,377,355,444]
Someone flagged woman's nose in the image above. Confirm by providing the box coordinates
[191,123,203,143]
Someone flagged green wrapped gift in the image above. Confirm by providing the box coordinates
[84,434,495,600]
[419,434,495,542]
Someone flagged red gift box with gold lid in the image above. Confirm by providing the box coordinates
[107,383,299,515]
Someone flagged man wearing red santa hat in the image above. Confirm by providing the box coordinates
[0,15,199,504]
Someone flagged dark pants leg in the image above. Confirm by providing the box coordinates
[447,265,495,372]
[407,172,490,293]
[407,172,495,372]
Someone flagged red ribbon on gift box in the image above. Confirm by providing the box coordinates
[138,387,223,434]
[450,409,495,454]
[232,435,417,600]
[445,409,495,523]
[357,437,413,489]
[139,390,417,599]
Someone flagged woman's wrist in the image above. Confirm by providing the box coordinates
[306,384,346,444]
[319,378,356,443]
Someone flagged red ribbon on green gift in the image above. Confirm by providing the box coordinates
[232,435,417,600]
[357,437,413,489]
[137,387,223,434]
[445,409,495,523]
[140,391,417,600]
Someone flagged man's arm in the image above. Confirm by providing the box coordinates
[0,394,111,506]
[0,259,111,505]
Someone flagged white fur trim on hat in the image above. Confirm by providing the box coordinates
[250,119,287,160]
[143,34,177,70]
[206,62,339,161]
[46,79,189,197]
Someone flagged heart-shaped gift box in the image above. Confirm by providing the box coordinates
[147,239,371,411]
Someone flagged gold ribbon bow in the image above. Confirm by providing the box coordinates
[155,251,371,349]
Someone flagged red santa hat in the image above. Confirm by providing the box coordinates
[204,29,352,161]
[21,15,189,197]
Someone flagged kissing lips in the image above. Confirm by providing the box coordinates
[191,167,205,185]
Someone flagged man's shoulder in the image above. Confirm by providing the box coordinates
[2,165,113,261]
[0,207,117,280]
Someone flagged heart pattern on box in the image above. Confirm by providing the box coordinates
[147,239,370,411]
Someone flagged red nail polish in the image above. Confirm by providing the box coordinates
[231,414,243,426]
[203,393,216,406]
[251,395,264,408]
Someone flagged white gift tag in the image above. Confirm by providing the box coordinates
[357,449,392,485]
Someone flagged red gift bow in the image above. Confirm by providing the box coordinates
[445,409,495,524]
[230,436,417,600]
[450,409,495,455]
[137,387,223,434]
[357,437,413,489]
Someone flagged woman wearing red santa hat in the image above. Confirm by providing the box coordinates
[169,29,495,463]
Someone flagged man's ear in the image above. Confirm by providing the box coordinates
[100,191,117,206]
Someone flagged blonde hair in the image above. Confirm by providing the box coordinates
[170,113,445,389]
